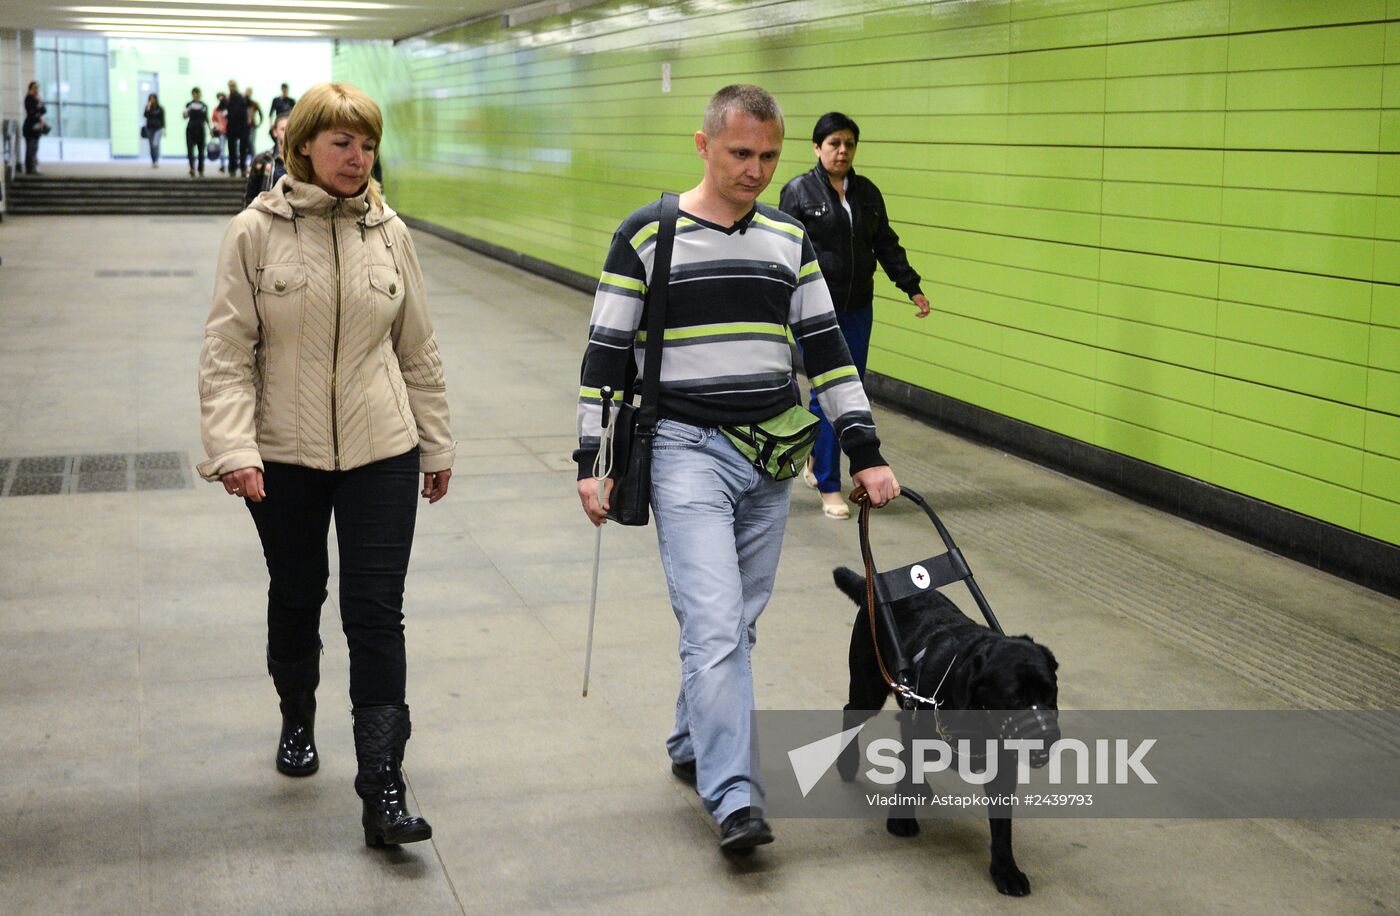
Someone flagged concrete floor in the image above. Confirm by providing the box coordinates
[0,207,1397,914]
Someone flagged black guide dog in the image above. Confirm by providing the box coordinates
[832,567,1060,896]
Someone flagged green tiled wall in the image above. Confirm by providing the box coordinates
[336,0,1400,545]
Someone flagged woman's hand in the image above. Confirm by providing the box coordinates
[221,467,265,502]
[912,294,931,318]
[422,469,451,504]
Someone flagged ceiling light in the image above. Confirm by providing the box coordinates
[66,6,365,20]
[73,16,336,30]
[74,23,325,37]
[73,0,399,7]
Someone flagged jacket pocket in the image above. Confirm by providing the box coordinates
[257,264,306,300]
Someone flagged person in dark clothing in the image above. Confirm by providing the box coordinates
[244,112,288,206]
[184,87,210,177]
[22,81,47,175]
[143,93,166,167]
[269,83,295,137]
[219,80,251,177]
[779,112,930,519]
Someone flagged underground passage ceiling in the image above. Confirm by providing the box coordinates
[0,0,604,41]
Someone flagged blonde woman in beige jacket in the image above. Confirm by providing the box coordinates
[198,82,452,848]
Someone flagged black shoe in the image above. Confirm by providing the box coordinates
[353,705,433,847]
[671,759,696,786]
[267,646,319,777]
[719,807,774,852]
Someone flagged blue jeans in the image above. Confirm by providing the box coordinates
[808,305,873,493]
[650,419,792,822]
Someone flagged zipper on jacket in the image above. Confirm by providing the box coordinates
[330,203,343,469]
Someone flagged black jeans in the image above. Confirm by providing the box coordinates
[23,134,39,174]
[227,130,249,175]
[187,131,205,173]
[247,447,419,707]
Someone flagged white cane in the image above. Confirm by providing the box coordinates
[582,386,615,697]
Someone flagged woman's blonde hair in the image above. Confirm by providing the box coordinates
[283,81,384,204]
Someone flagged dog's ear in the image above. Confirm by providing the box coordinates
[832,567,867,605]
[1038,643,1058,673]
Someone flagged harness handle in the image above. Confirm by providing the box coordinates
[850,485,1005,709]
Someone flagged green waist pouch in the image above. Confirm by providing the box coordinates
[721,404,822,481]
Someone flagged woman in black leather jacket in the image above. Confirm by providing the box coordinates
[779,112,930,518]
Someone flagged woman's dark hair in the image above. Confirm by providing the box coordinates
[27,80,38,92]
[812,111,859,146]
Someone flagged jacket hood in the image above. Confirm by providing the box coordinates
[251,174,397,226]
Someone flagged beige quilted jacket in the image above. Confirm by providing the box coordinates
[197,176,455,481]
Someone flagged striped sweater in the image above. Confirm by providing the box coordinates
[575,198,884,478]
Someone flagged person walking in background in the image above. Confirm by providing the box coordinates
[199,81,453,849]
[575,85,901,852]
[211,91,228,173]
[143,93,166,168]
[244,112,288,206]
[244,86,264,157]
[22,81,47,175]
[184,87,209,177]
[219,81,250,177]
[269,83,295,138]
[779,112,930,520]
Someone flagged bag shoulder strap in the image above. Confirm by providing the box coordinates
[635,191,679,425]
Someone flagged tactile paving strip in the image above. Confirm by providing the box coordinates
[0,451,192,497]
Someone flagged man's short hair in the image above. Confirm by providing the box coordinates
[812,111,860,146]
[702,84,784,137]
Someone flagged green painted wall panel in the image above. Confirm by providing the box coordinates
[1106,35,1226,77]
[1103,149,1223,185]
[1228,23,1386,70]
[1216,340,1369,405]
[1098,282,1217,334]
[1095,381,1214,444]
[1104,73,1226,112]
[1218,265,1372,321]
[1095,415,1214,479]
[1215,376,1367,447]
[1228,0,1385,33]
[1099,249,1217,298]
[1227,68,1383,111]
[1214,414,1365,490]
[1222,188,1377,238]
[1362,495,1400,543]
[1097,350,1215,407]
[1224,111,1382,153]
[1098,315,1215,370]
[1216,301,1370,364]
[1103,181,1221,223]
[1222,152,1380,196]
[1373,284,1400,330]
[1369,368,1400,413]
[1212,452,1362,530]
[1106,0,1230,44]
[1362,452,1400,502]
[1373,324,1400,372]
[336,0,1400,544]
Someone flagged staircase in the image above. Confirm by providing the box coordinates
[4,174,246,215]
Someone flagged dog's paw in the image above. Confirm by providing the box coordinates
[886,817,920,838]
[990,861,1031,896]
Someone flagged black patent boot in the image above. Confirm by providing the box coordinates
[353,705,433,847]
[267,645,320,777]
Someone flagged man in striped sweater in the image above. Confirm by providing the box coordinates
[575,85,901,852]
